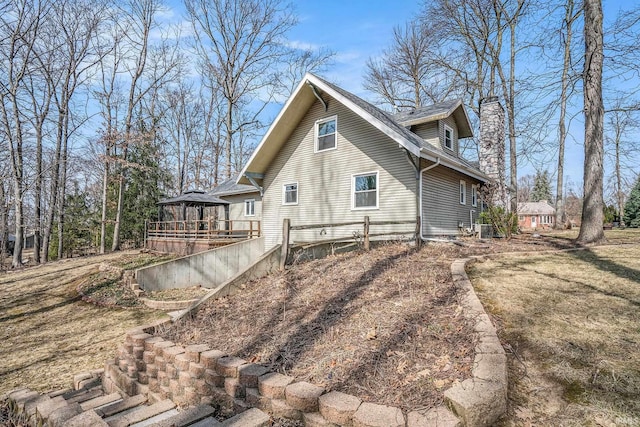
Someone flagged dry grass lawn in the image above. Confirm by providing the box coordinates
[0,252,166,395]
[469,235,640,426]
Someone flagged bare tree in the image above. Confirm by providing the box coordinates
[0,0,44,267]
[36,0,107,261]
[554,0,582,228]
[185,0,298,180]
[111,0,181,251]
[577,0,605,244]
[364,21,454,110]
[604,105,639,226]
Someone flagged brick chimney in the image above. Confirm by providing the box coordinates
[479,96,506,208]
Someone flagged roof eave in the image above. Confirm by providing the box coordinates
[420,148,488,182]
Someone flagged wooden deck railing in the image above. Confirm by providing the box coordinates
[146,219,261,240]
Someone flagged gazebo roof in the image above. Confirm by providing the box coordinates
[158,190,230,207]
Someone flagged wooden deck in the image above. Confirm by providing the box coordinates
[146,220,260,255]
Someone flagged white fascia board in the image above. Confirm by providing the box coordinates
[236,75,312,184]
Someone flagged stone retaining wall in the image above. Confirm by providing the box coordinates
[103,256,507,427]
[105,328,462,426]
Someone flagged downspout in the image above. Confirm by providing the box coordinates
[418,157,441,241]
[405,151,420,237]
[306,81,328,111]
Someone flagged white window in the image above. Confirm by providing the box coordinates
[244,199,255,216]
[471,184,478,207]
[459,180,466,205]
[444,124,453,150]
[283,183,298,205]
[352,172,378,209]
[315,116,337,152]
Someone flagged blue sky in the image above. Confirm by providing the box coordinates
[163,0,639,201]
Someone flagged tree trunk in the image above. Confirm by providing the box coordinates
[577,0,605,244]
[42,108,64,262]
[100,143,110,254]
[225,97,233,179]
[555,0,577,229]
[0,183,7,268]
[57,113,70,258]
[615,127,624,226]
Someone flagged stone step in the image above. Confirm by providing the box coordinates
[221,408,271,427]
[189,417,223,427]
[65,409,109,427]
[106,399,176,427]
[64,387,105,404]
[96,394,148,418]
[80,392,123,411]
[129,408,179,427]
[150,404,217,427]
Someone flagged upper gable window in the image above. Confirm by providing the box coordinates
[444,124,454,151]
[315,116,337,152]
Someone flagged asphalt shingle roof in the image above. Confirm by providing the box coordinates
[312,75,482,176]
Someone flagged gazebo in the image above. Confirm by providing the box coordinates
[146,190,259,254]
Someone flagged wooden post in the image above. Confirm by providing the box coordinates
[249,220,253,238]
[363,216,370,251]
[281,218,290,271]
[415,215,422,249]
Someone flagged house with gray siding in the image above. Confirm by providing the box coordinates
[208,177,262,223]
[237,73,496,249]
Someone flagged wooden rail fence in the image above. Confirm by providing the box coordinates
[280,216,420,270]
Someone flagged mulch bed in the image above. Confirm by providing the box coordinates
[160,235,576,412]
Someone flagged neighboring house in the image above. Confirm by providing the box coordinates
[237,73,499,249]
[518,201,555,229]
[208,176,262,223]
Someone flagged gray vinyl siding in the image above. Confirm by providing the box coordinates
[411,123,439,149]
[262,98,418,248]
[421,161,482,236]
[219,193,262,222]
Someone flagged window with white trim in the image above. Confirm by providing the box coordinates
[315,116,337,152]
[459,180,466,205]
[283,183,298,205]
[471,184,478,207]
[352,172,378,209]
[244,199,255,216]
[444,124,453,150]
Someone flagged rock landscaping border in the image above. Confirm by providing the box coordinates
[100,256,506,427]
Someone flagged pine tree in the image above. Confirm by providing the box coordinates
[531,170,553,202]
[623,177,640,227]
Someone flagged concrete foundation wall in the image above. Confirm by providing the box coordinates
[137,237,267,291]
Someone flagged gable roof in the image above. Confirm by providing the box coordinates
[392,100,473,138]
[158,190,229,206]
[238,73,486,184]
[209,176,259,197]
[518,201,555,215]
